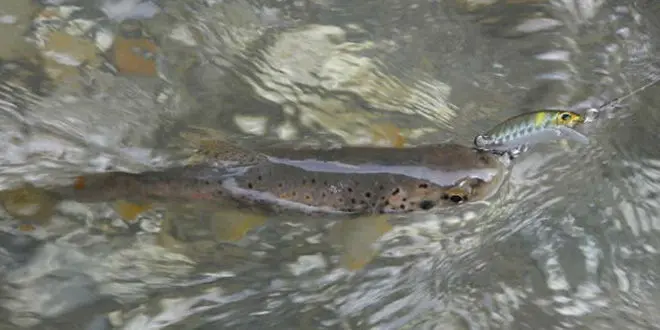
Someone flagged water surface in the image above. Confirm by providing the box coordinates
[1,0,660,329]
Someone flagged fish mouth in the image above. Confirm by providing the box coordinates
[407,153,508,212]
[450,153,508,205]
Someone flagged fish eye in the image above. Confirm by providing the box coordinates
[449,194,465,204]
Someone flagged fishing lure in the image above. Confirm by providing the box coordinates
[474,77,660,154]
[474,110,588,152]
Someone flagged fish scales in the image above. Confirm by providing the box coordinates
[487,111,556,145]
[230,144,505,214]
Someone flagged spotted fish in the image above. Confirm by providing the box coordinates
[0,133,507,269]
[2,143,505,218]
[474,110,589,152]
[236,144,506,215]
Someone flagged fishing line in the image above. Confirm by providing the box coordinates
[586,75,660,122]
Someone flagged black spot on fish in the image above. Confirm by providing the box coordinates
[247,183,253,189]
[323,180,328,186]
[399,204,405,209]
[441,193,449,200]
[364,192,371,198]
[392,188,400,196]
[278,183,283,188]
[351,198,356,204]
[304,195,311,200]
[402,198,407,202]
[257,175,262,181]
[419,200,435,210]
[348,188,353,193]
[384,200,389,206]
[311,179,316,184]
[322,193,326,197]
[371,202,376,207]
[292,191,297,197]
[418,183,428,189]
[338,198,344,202]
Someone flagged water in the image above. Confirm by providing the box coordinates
[1,0,660,328]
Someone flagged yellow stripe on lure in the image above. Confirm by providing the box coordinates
[474,110,589,152]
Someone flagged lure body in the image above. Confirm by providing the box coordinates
[474,110,589,152]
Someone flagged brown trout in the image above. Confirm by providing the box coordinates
[0,135,508,269]
[2,143,505,217]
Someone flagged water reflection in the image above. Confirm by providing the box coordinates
[0,0,660,328]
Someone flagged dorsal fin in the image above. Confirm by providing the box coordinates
[176,126,267,166]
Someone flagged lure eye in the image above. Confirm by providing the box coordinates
[559,112,573,123]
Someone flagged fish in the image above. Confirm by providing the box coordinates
[474,110,589,152]
[0,131,508,269]
[2,143,506,218]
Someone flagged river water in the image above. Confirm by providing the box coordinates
[0,0,660,329]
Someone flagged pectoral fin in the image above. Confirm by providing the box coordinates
[210,209,269,242]
[113,200,152,222]
[156,208,185,251]
[370,123,406,148]
[329,214,393,271]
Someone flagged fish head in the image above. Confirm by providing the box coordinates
[553,111,585,128]
[433,168,506,208]
[445,170,506,205]
[380,146,508,213]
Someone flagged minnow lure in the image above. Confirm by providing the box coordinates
[474,77,660,153]
[474,110,588,152]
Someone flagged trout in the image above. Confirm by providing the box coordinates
[0,135,508,269]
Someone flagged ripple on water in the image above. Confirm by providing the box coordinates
[1,0,660,329]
